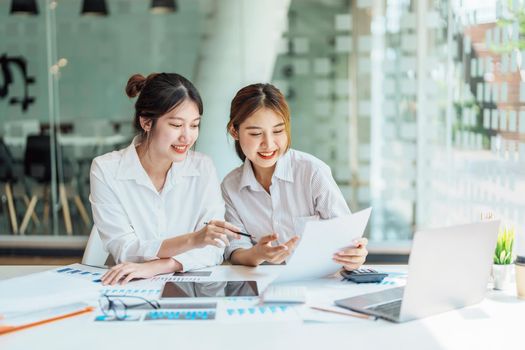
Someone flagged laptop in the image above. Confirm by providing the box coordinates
[335,220,500,322]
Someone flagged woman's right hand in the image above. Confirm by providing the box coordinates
[100,258,180,286]
[192,220,241,248]
[253,233,300,264]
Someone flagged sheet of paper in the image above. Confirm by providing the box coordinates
[1,302,92,329]
[53,263,106,283]
[99,283,164,298]
[275,207,372,283]
[0,266,101,315]
[217,299,302,323]
[150,275,207,282]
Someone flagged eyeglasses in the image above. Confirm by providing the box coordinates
[98,294,161,321]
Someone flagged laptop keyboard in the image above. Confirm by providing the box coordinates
[367,299,402,318]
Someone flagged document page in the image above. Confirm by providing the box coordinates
[0,265,102,315]
[275,207,372,283]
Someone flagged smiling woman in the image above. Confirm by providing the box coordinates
[88,73,241,286]
[127,73,202,173]
[222,83,368,269]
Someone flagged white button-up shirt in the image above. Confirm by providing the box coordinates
[89,138,225,271]
[221,149,351,259]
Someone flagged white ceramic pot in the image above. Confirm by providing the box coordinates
[492,264,513,290]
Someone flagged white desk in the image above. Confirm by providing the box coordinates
[0,265,523,350]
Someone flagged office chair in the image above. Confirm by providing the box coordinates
[82,226,109,266]
[2,120,40,159]
[20,134,51,235]
[20,134,78,235]
[0,138,19,234]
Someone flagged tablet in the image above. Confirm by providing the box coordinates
[161,281,259,298]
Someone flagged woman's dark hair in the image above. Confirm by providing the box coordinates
[126,72,203,140]
[227,83,291,161]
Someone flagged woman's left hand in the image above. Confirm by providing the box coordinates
[100,259,179,286]
[333,237,368,271]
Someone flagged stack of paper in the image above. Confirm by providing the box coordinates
[0,264,101,316]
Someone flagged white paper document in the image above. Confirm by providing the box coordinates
[275,207,372,283]
[0,266,101,315]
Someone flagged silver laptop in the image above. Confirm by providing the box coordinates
[335,220,500,322]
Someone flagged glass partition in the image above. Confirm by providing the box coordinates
[0,0,523,249]
[270,0,525,242]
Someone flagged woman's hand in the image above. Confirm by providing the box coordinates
[100,258,180,286]
[253,233,300,265]
[333,237,368,271]
[191,220,241,248]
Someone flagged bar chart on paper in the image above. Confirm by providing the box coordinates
[150,276,206,282]
[144,309,216,321]
[218,301,302,323]
[99,287,163,297]
[54,264,105,283]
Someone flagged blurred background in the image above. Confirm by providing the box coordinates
[0,0,524,264]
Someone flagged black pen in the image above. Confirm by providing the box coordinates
[203,222,256,242]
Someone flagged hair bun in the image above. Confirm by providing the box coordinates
[125,74,147,98]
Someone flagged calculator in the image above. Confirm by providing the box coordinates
[340,268,388,283]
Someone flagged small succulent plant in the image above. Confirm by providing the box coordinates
[494,225,515,265]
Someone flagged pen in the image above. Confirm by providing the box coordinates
[203,222,256,241]
[0,305,95,335]
[310,306,377,321]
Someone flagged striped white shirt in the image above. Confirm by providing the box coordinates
[90,138,225,271]
[221,149,351,259]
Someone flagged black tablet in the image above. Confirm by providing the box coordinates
[161,281,259,298]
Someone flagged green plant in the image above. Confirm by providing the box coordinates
[494,226,515,265]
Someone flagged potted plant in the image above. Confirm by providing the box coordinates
[492,225,515,290]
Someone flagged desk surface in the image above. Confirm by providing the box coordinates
[0,264,522,350]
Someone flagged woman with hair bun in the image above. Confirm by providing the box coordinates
[90,73,241,285]
[222,83,368,269]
